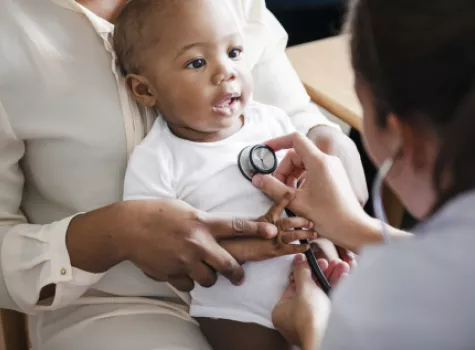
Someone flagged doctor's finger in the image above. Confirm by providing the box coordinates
[264,132,318,156]
[252,174,296,206]
[291,254,316,295]
[273,150,306,184]
[265,132,322,163]
[328,261,350,286]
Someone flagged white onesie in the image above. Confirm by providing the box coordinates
[123,101,296,328]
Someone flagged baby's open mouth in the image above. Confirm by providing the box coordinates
[212,93,241,116]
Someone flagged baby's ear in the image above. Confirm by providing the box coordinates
[126,74,157,107]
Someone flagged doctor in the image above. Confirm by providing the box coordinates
[254,0,475,349]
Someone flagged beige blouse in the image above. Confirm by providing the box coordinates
[0,0,336,314]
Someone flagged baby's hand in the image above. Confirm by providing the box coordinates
[258,195,317,246]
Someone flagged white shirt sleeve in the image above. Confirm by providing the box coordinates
[244,0,339,134]
[123,125,176,201]
[0,102,104,313]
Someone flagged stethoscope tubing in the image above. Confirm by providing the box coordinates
[285,209,332,295]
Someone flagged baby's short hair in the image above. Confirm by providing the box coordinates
[114,0,173,75]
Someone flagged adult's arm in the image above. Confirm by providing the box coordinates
[0,101,107,312]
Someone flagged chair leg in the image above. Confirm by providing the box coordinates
[1,309,29,350]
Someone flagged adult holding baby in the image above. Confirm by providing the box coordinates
[252,0,475,349]
[0,0,365,349]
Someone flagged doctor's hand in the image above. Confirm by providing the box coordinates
[252,132,372,253]
[272,254,333,350]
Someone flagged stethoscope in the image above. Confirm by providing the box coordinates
[238,145,332,295]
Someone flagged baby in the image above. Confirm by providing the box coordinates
[116,0,324,349]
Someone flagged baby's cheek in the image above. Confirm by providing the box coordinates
[238,67,254,98]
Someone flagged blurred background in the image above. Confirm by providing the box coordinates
[267,0,345,46]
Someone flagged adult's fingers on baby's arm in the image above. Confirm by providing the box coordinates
[168,275,195,292]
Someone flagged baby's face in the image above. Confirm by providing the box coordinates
[135,0,252,138]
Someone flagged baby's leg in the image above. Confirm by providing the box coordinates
[197,318,291,350]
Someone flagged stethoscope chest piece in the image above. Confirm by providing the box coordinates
[238,145,278,181]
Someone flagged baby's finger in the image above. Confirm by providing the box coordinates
[280,229,318,244]
[278,216,314,231]
[264,192,294,222]
[279,242,310,256]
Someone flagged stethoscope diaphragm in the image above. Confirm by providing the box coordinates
[238,144,277,181]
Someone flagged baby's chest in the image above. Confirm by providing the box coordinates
[173,148,274,219]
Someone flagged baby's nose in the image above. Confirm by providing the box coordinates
[212,64,236,85]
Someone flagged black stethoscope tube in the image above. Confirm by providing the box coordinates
[285,209,332,295]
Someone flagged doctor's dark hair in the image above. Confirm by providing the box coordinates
[114,0,173,75]
[347,0,475,210]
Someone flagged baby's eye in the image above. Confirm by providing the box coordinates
[228,47,243,59]
[186,58,206,69]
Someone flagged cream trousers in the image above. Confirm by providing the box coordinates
[29,300,213,350]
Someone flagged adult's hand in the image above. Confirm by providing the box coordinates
[116,199,279,292]
[66,197,316,296]
[221,196,317,264]
[272,254,335,350]
[307,126,368,205]
[252,132,377,252]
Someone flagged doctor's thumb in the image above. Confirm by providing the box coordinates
[252,174,296,204]
[292,254,315,295]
